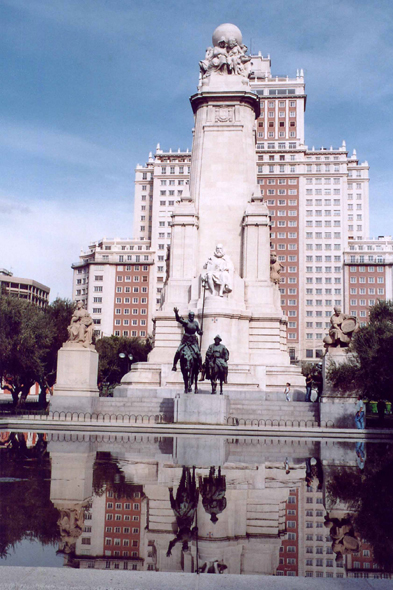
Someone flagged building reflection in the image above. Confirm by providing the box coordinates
[1,431,391,580]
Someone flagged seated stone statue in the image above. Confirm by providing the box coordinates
[270,251,284,285]
[323,306,358,349]
[202,244,234,297]
[67,301,94,348]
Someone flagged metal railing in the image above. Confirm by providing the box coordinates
[0,409,325,428]
[226,417,321,428]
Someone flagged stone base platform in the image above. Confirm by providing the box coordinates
[51,344,99,414]
[117,362,305,394]
[174,393,229,425]
[53,344,99,397]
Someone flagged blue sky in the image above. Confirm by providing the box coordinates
[1,0,393,299]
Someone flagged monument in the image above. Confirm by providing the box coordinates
[117,23,304,400]
[321,306,359,426]
[52,302,99,412]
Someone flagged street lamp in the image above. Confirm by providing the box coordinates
[118,352,134,373]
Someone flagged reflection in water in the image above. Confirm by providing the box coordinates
[305,457,323,489]
[167,467,198,557]
[0,431,392,580]
[199,466,227,524]
[0,432,60,559]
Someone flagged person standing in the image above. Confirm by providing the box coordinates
[305,374,313,402]
[355,396,365,429]
[284,383,291,402]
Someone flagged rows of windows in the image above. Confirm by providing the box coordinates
[114,330,146,337]
[159,165,190,174]
[256,142,297,150]
[117,276,148,283]
[115,297,147,304]
[349,266,384,273]
[115,308,147,315]
[114,319,147,326]
[350,288,384,294]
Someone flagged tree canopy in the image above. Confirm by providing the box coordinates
[96,335,152,394]
[327,300,393,402]
[0,297,73,405]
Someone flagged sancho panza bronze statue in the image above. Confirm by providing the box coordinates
[172,307,203,393]
[205,335,229,395]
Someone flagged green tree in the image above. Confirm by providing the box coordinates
[327,300,393,402]
[38,298,74,404]
[96,335,152,394]
[0,297,73,406]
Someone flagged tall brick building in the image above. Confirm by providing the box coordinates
[71,238,154,338]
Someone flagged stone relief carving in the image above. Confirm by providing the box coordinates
[199,24,251,79]
[323,306,359,349]
[67,301,94,348]
[270,251,284,285]
[202,244,234,297]
[214,106,234,123]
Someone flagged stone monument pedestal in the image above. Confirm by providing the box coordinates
[54,343,99,396]
[174,393,229,425]
[321,348,358,427]
[322,347,350,395]
[51,343,99,415]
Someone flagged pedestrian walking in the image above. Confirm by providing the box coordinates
[284,382,291,402]
[305,374,312,402]
[355,396,365,429]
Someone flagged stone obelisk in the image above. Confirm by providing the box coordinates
[120,24,304,393]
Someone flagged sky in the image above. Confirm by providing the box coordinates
[1,0,393,300]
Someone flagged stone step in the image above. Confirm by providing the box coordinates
[229,408,318,415]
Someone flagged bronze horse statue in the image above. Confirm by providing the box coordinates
[179,345,200,394]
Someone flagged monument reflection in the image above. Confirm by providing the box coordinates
[1,431,392,580]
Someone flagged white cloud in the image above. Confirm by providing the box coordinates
[1,196,134,300]
[0,119,127,169]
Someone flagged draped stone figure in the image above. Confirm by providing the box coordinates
[202,244,234,297]
[270,251,284,285]
[67,301,94,348]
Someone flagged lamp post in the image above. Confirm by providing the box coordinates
[118,353,134,373]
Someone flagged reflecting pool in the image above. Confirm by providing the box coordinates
[1,430,393,581]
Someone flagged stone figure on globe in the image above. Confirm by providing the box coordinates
[199,23,251,79]
[67,301,94,348]
[323,306,358,349]
[202,244,234,297]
